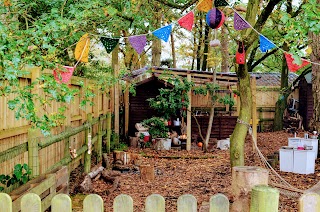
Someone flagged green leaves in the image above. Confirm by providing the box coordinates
[0,163,31,190]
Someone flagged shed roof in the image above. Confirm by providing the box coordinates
[126,67,299,87]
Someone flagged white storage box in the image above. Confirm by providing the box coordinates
[293,150,315,174]
[279,148,294,172]
[288,138,303,148]
[301,139,318,160]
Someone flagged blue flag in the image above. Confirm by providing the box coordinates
[259,35,276,53]
[152,25,172,42]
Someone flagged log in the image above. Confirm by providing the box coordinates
[230,166,268,212]
[102,153,110,169]
[79,175,92,192]
[140,165,154,181]
[129,136,139,148]
[250,185,279,212]
[100,169,120,195]
[113,151,131,165]
[88,166,104,179]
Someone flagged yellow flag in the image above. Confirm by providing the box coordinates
[74,33,90,63]
[306,46,312,55]
[196,0,213,12]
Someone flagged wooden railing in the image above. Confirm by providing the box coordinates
[1,189,319,211]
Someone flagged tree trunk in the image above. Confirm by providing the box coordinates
[221,24,229,72]
[310,0,320,131]
[230,64,252,167]
[170,32,176,68]
[274,44,289,131]
[196,16,203,70]
[140,165,155,181]
[201,25,210,71]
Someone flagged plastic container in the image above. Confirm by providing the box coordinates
[279,148,294,172]
[288,138,303,148]
[293,150,315,174]
[301,138,318,160]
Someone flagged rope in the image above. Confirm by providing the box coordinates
[237,118,306,197]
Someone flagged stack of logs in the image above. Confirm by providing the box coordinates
[80,150,154,193]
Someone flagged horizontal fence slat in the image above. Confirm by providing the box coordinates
[0,125,30,140]
[39,124,90,149]
[0,143,28,163]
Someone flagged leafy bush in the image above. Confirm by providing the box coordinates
[0,163,31,192]
[142,117,169,138]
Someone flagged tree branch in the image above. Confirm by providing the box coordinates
[251,48,279,69]
[154,0,198,11]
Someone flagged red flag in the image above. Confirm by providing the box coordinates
[178,11,194,31]
[284,53,310,72]
[53,66,75,84]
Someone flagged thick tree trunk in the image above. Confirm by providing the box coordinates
[201,25,210,71]
[230,65,252,167]
[170,32,176,68]
[152,39,161,66]
[310,25,320,131]
[221,25,229,72]
[274,44,289,131]
[196,16,203,70]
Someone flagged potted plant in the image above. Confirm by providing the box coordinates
[141,117,171,150]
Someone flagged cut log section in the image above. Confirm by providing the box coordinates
[140,165,155,181]
[230,166,269,212]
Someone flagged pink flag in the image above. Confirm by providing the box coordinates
[53,66,75,84]
[178,11,194,31]
[234,12,251,30]
[129,35,147,55]
[284,53,310,72]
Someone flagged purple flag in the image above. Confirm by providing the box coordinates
[234,12,251,30]
[152,25,172,42]
[259,35,276,53]
[129,35,147,55]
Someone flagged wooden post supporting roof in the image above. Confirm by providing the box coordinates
[124,82,130,136]
[114,64,120,145]
[187,73,192,151]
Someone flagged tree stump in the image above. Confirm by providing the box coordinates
[113,151,130,165]
[230,166,269,212]
[140,165,154,181]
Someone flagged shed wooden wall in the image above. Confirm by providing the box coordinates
[128,79,169,136]
[299,78,313,130]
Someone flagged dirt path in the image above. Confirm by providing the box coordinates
[69,131,320,211]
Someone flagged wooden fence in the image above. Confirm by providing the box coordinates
[0,67,111,178]
[0,189,319,211]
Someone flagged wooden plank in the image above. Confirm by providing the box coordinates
[30,174,56,195]
[0,142,28,163]
[210,193,229,212]
[21,193,41,212]
[0,193,12,212]
[145,194,165,212]
[83,194,104,212]
[41,191,56,212]
[51,194,72,212]
[0,125,30,140]
[187,73,192,151]
[113,194,133,212]
[177,194,197,212]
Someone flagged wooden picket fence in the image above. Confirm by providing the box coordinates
[0,190,319,212]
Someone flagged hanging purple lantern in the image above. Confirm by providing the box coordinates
[206,8,225,29]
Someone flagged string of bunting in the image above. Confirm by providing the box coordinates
[55,0,319,83]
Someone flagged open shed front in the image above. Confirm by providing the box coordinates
[126,67,240,143]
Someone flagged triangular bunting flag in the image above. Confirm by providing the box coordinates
[152,25,172,42]
[100,37,119,53]
[128,35,147,55]
[53,66,75,84]
[178,11,194,31]
[74,33,90,63]
[214,0,229,7]
[196,0,213,12]
[234,12,251,31]
[259,35,276,53]
[284,53,310,72]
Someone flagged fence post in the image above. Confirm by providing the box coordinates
[51,194,72,212]
[145,194,165,212]
[83,194,104,212]
[299,192,320,212]
[177,194,197,212]
[21,193,41,212]
[113,194,133,212]
[210,193,229,212]
[0,193,12,212]
[106,111,112,154]
[97,116,103,162]
[250,185,279,212]
[84,113,93,173]
[28,128,40,177]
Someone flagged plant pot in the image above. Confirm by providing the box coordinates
[154,138,171,150]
